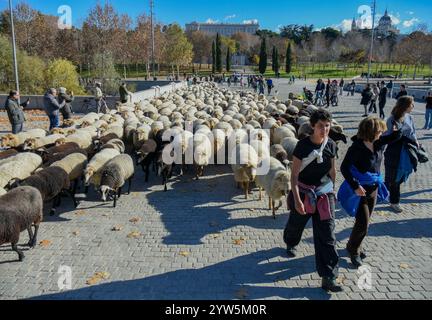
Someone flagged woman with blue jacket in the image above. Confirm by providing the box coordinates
[339,117,401,268]
[384,96,419,213]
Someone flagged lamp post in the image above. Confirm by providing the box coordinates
[367,0,377,84]
[8,0,20,101]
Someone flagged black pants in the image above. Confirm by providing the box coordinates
[347,188,377,255]
[325,94,330,107]
[379,101,386,119]
[283,193,339,279]
[385,166,401,204]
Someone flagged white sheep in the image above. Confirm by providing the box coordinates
[231,143,258,199]
[84,148,120,187]
[0,153,42,188]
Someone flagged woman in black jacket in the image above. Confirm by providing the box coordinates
[340,117,401,268]
[58,87,74,122]
[360,84,373,117]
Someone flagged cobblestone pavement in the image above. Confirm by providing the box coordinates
[0,80,431,300]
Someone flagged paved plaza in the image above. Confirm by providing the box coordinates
[0,79,431,300]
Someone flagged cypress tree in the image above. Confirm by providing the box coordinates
[274,48,280,76]
[212,40,216,73]
[286,41,293,74]
[259,37,267,75]
[226,47,231,72]
[272,46,276,71]
[215,33,222,73]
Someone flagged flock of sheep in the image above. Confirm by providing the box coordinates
[0,82,347,262]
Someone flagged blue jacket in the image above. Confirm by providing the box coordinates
[338,166,389,217]
[396,145,414,183]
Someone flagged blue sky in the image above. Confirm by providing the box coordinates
[0,0,431,33]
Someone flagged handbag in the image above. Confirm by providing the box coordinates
[417,145,429,164]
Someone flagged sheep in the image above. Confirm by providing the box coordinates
[136,139,158,182]
[22,134,65,151]
[281,137,299,161]
[100,139,125,153]
[298,122,314,140]
[1,129,47,149]
[99,154,135,207]
[102,125,124,140]
[58,131,93,151]
[231,144,258,199]
[270,144,290,168]
[193,133,212,179]
[84,148,120,188]
[13,166,73,216]
[50,152,88,195]
[272,126,296,144]
[0,153,42,188]
[0,148,18,161]
[40,142,82,166]
[256,157,292,219]
[0,186,43,261]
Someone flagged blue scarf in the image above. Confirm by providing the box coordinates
[396,145,414,184]
[338,166,389,217]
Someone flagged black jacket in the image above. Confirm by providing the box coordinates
[379,87,388,102]
[361,89,373,105]
[395,90,408,99]
[4,98,26,125]
[58,93,74,119]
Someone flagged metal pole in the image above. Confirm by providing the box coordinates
[367,0,376,84]
[8,0,20,102]
[150,0,155,80]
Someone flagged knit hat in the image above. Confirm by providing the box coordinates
[59,87,67,94]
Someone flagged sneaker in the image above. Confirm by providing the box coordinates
[390,203,403,213]
[350,254,363,269]
[286,246,297,258]
[321,277,343,293]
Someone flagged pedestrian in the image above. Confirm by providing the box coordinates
[387,80,394,98]
[368,83,379,114]
[258,78,265,95]
[395,84,408,100]
[325,79,331,108]
[94,82,104,112]
[378,81,388,119]
[423,91,432,130]
[348,80,356,96]
[119,82,132,104]
[266,78,273,95]
[339,78,345,95]
[58,87,74,121]
[384,96,419,213]
[330,80,339,106]
[339,116,402,268]
[360,84,373,117]
[283,108,342,293]
[43,88,65,131]
[4,90,29,134]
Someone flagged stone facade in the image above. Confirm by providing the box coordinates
[185,22,259,37]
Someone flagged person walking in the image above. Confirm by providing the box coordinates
[368,83,379,114]
[387,80,394,99]
[325,79,331,108]
[43,88,66,131]
[339,78,345,96]
[94,82,104,113]
[378,81,388,119]
[330,80,339,106]
[58,87,74,121]
[266,78,274,95]
[348,80,356,96]
[119,82,132,104]
[339,117,401,268]
[258,77,265,95]
[4,90,29,134]
[283,109,342,293]
[360,84,373,117]
[395,84,408,100]
[423,91,432,130]
[384,96,419,213]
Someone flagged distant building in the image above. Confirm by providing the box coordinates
[351,9,400,37]
[185,21,259,37]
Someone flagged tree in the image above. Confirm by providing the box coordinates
[259,37,267,74]
[226,47,231,72]
[92,52,120,95]
[280,24,314,44]
[162,24,193,77]
[271,46,276,71]
[45,59,84,94]
[212,40,216,73]
[320,27,341,41]
[285,42,293,73]
[215,33,222,72]
[256,29,279,38]
[186,30,212,67]
[273,47,280,75]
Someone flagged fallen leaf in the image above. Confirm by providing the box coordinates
[72,231,79,236]
[39,240,52,247]
[233,239,244,245]
[411,203,418,207]
[235,287,249,299]
[375,211,389,217]
[75,210,86,216]
[95,271,110,279]
[399,263,410,269]
[336,275,347,284]
[127,231,141,239]
[179,251,190,257]
[86,271,110,285]
[129,217,141,224]
[111,225,123,231]
[209,233,221,239]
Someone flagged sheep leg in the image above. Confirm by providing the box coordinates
[50,195,61,216]
[269,197,273,210]
[244,181,249,200]
[84,185,89,195]
[30,224,39,248]
[12,243,25,262]
[117,187,122,199]
[272,200,277,219]
[27,227,34,247]
[259,187,263,201]
[113,193,117,208]
[144,163,150,182]
[128,176,133,194]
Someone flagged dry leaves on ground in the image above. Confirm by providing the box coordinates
[399,263,410,269]
[75,210,86,216]
[129,217,141,224]
[72,231,79,236]
[39,240,52,247]
[233,237,247,245]
[127,231,141,239]
[86,272,110,285]
[111,225,123,232]
[179,251,190,257]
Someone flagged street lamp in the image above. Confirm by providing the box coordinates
[8,0,20,102]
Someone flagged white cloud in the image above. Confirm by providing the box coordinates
[243,19,259,25]
[224,14,236,21]
[206,18,219,24]
[388,14,401,25]
[407,11,414,15]
[403,18,420,28]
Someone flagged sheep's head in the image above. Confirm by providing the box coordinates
[0,134,16,148]
[81,120,92,128]
[273,171,292,196]
[100,185,114,202]
[67,129,77,135]
[55,138,67,146]
[23,138,36,150]
[51,128,65,135]
[63,119,75,127]
[84,167,95,185]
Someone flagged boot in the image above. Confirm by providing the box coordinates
[322,277,343,293]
